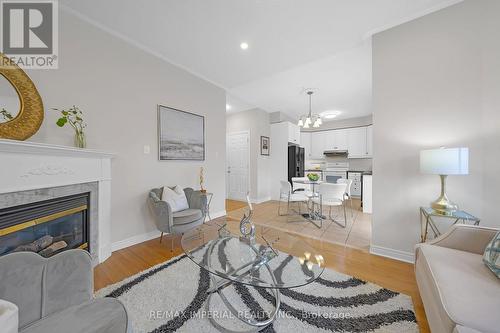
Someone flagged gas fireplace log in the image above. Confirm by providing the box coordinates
[12,235,53,253]
[38,241,68,257]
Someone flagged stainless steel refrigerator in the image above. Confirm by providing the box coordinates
[288,146,305,183]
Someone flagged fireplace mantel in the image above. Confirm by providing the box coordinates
[0,139,115,158]
[0,139,115,264]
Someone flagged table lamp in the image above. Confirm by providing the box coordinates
[420,147,469,215]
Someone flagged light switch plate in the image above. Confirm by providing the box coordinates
[143,145,151,154]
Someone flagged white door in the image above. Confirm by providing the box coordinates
[226,132,249,201]
[366,125,373,157]
[300,132,311,159]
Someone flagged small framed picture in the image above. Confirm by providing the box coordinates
[260,136,270,156]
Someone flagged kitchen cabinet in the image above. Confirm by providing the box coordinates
[347,171,362,197]
[362,175,372,214]
[366,125,373,157]
[347,127,367,158]
[311,131,327,159]
[300,132,311,158]
[287,122,300,145]
[325,129,348,150]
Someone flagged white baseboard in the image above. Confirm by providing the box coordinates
[208,210,226,220]
[112,210,228,252]
[370,245,415,264]
[250,197,271,204]
[111,230,162,252]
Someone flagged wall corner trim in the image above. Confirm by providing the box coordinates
[370,245,415,264]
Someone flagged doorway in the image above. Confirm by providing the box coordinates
[226,131,250,201]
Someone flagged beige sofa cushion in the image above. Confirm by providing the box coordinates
[417,244,500,333]
[418,244,500,332]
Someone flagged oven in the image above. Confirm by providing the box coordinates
[324,162,348,183]
[324,170,347,183]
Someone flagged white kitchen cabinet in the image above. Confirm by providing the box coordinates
[287,122,300,145]
[347,127,367,158]
[347,171,362,197]
[320,129,348,151]
[311,131,327,159]
[300,132,311,158]
[366,125,373,157]
[362,175,372,214]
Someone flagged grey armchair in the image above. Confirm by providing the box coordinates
[0,249,129,333]
[148,187,207,250]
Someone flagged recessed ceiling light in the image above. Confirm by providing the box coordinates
[240,42,249,50]
[226,104,232,111]
[320,110,342,119]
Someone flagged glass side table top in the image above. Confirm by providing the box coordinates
[420,207,480,221]
[181,222,325,289]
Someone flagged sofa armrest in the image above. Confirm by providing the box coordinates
[148,193,173,234]
[425,224,498,255]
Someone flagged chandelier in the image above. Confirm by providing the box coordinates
[298,91,322,128]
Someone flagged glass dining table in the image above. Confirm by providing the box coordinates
[292,179,325,228]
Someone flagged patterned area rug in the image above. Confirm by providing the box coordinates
[96,253,419,333]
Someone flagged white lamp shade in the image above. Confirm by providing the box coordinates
[420,148,469,175]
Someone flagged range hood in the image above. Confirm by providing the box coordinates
[323,150,348,156]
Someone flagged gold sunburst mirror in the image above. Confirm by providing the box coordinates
[0,53,44,140]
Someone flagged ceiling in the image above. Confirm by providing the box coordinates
[62,0,463,120]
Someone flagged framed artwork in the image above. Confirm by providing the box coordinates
[158,105,205,160]
[260,136,270,156]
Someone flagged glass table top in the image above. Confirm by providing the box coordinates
[420,207,480,221]
[181,222,325,289]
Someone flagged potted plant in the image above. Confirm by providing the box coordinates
[52,106,87,148]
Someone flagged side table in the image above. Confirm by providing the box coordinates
[200,192,213,221]
[420,207,480,242]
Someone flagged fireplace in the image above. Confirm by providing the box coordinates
[0,193,90,258]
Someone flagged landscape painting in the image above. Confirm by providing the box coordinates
[158,105,205,160]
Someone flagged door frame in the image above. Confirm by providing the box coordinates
[226,130,251,201]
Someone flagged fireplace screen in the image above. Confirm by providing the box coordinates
[0,193,90,258]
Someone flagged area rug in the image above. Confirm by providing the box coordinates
[96,250,419,333]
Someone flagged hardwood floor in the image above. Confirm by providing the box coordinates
[226,199,248,212]
[94,217,429,333]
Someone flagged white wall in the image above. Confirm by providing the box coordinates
[226,108,270,202]
[372,0,500,260]
[26,10,226,246]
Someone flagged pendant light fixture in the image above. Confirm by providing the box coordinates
[298,91,322,128]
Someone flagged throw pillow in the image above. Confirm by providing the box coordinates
[161,186,189,213]
[483,231,500,278]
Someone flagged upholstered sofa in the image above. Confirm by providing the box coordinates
[0,249,129,333]
[148,187,207,249]
[415,224,500,333]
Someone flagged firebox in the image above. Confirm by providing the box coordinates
[0,193,90,257]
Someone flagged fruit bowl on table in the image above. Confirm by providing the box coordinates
[307,173,319,181]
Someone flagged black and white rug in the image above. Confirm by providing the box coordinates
[96,252,419,333]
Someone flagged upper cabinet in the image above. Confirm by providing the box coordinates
[306,125,373,160]
[366,125,373,157]
[300,132,311,158]
[311,131,327,159]
[347,127,367,158]
[287,122,300,145]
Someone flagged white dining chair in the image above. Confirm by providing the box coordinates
[314,182,348,227]
[337,178,354,217]
[291,177,314,198]
[278,180,309,216]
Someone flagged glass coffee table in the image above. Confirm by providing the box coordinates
[181,222,325,332]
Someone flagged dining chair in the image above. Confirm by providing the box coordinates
[337,178,354,217]
[278,180,309,216]
[314,182,348,227]
[291,177,314,198]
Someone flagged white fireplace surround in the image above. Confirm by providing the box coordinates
[0,139,114,263]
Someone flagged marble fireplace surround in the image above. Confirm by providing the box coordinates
[0,139,114,265]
